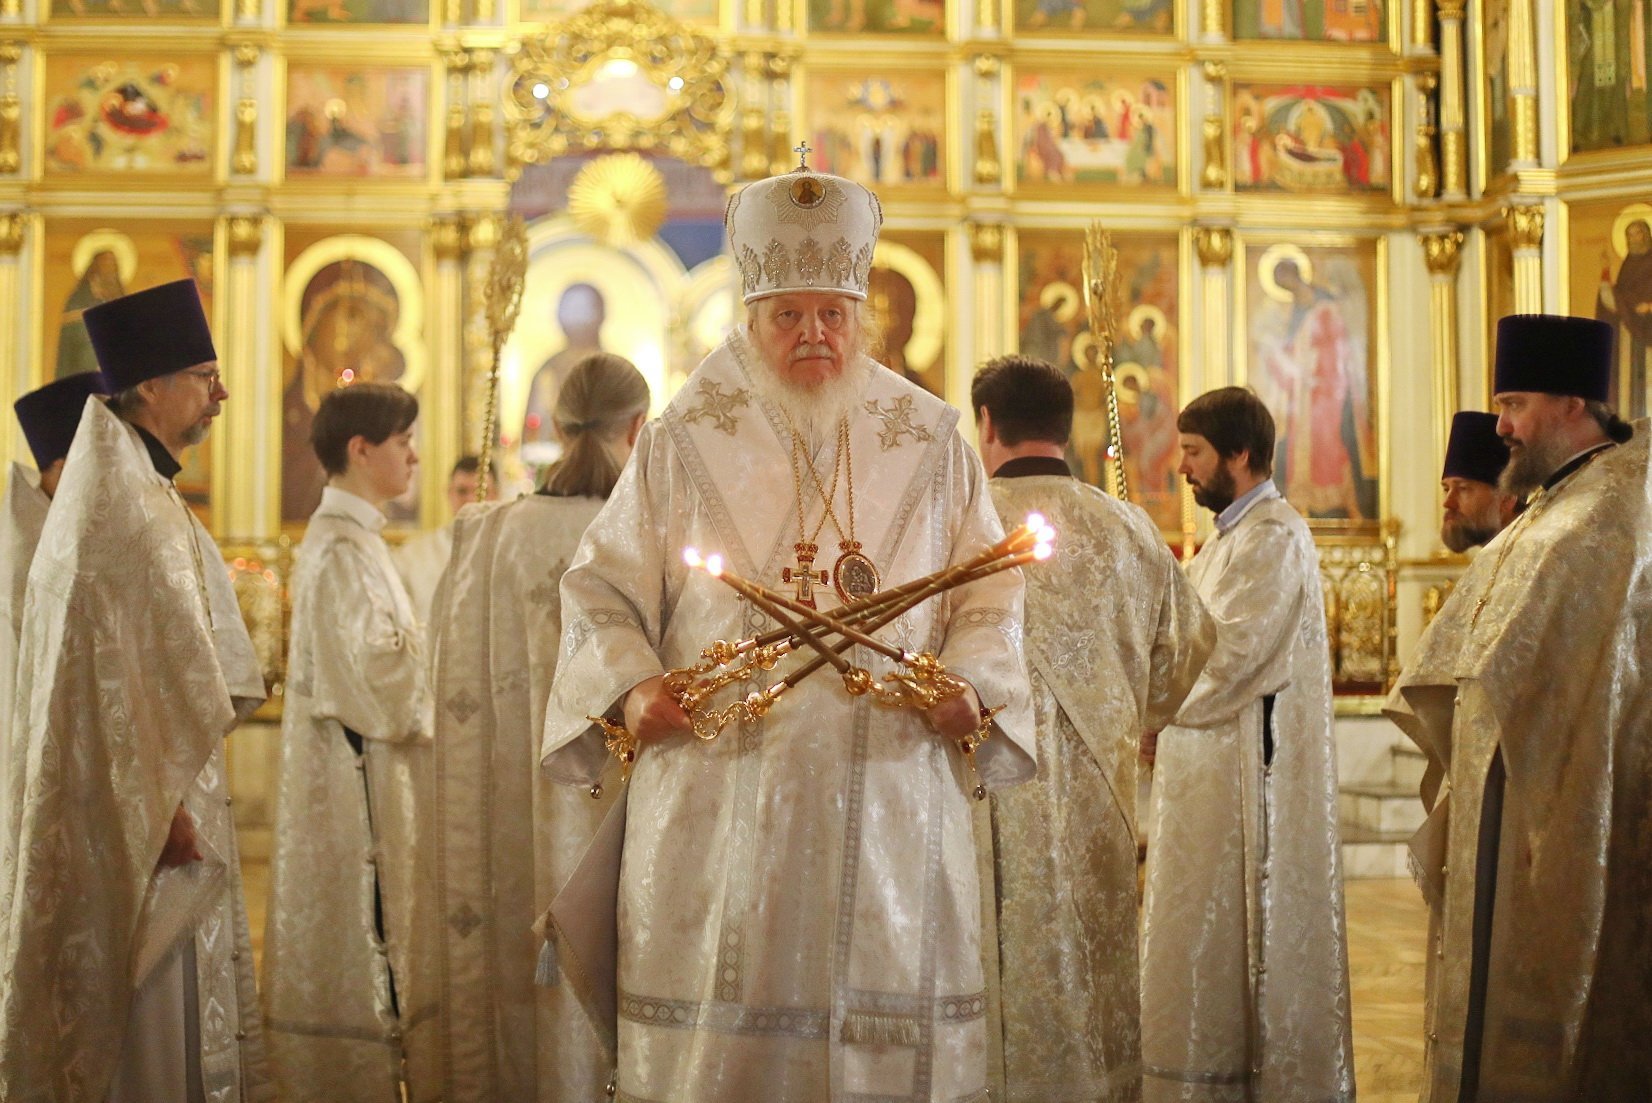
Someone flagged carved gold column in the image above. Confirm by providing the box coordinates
[467,49,496,177]
[1200,0,1225,40]
[428,214,467,516]
[969,223,1004,384]
[1506,203,1544,310]
[443,47,469,180]
[1436,0,1467,199]
[1415,72,1440,199]
[1421,228,1464,475]
[461,214,498,463]
[1506,0,1538,163]
[231,44,259,177]
[976,0,998,34]
[1410,0,1433,52]
[0,43,21,175]
[1200,61,1228,190]
[973,54,1002,188]
[1195,226,1233,391]
[217,215,276,537]
[0,212,24,464]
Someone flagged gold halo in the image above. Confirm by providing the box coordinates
[71,229,137,284]
[1040,280,1081,324]
[282,234,425,397]
[871,240,945,374]
[1115,360,1150,405]
[1070,329,1100,368]
[1127,303,1168,341]
[568,152,668,246]
[1611,202,1652,259]
[1258,243,1313,303]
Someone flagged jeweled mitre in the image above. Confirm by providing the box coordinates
[725,166,884,304]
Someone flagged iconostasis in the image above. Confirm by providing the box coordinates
[0,0,1647,638]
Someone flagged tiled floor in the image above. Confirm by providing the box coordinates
[239,856,1427,1098]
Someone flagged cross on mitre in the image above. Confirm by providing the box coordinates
[794,141,813,170]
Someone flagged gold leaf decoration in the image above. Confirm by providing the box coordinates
[567,152,669,246]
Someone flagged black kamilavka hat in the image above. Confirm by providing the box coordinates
[1441,411,1510,486]
[1492,314,1614,402]
[13,372,109,469]
[83,279,217,391]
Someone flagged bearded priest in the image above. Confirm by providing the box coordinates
[0,280,272,1103]
[541,152,1034,1103]
[1387,314,1652,1101]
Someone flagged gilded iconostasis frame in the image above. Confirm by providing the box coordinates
[1,0,1650,676]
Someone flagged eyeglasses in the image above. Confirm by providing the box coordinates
[183,368,224,388]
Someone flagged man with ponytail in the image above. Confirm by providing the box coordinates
[426,352,649,1103]
[543,160,1032,1102]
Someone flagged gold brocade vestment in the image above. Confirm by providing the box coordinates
[980,472,1213,1103]
[1385,422,1652,1102]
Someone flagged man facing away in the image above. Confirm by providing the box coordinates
[1387,314,1652,1101]
[1439,411,1516,553]
[0,372,107,830]
[542,158,1033,1102]
[970,355,1213,1103]
[1140,385,1354,1103]
[263,382,437,1103]
[0,279,271,1103]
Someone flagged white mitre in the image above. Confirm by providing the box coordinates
[725,151,884,304]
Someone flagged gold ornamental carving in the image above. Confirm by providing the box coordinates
[768,110,793,176]
[973,109,1001,186]
[443,48,470,180]
[1195,226,1233,268]
[969,222,1003,263]
[973,53,1002,79]
[568,153,668,245]
[1415,73,1439,200]
[1436,0,1465,17]
[1200,115,1227,190]
[739,106,768,179]
[503,0,733,182]
[1421,229,1464,277]
[226,216,263,257]
[0,212,22,256]
[1505,204,1544,250]
[0,92,17,176]
[468,50,497,177]
[232,97,258,175]
[431,214,467,261]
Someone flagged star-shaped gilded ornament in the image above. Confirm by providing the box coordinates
[864,395,935,451]
[683,379,752,436]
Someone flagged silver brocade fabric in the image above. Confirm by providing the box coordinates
[428,493,617,1102]
[0,399,271,1103]
[262,497,439,1103]
[0,461,47,849]
[1140,490,1355,1103]
[542,336,1034,1103]
[982,476,1214,1103]
[1385,422,1652,1102]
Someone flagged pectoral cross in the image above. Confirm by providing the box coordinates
[781,541,830,609]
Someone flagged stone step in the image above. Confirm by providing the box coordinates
[1338,783,1427,835]
[1340,825,1414,880]
[1390,743,1427,789]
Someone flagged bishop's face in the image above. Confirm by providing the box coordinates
[749,292,859,390]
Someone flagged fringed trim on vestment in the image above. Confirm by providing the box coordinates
[536,937,560,987]
[841,1011,921,1047]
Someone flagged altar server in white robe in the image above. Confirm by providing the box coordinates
[0,372,107,827]
[970,356,1214,1103]
[263,382,437,1103]
[1140,386,1354,1103]
[0,279,272,1103]
[543,157,1035,1103]
[393,454,488,627]
[430,352,649,1103]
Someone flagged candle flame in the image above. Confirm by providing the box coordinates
[1037,525,1057,544]
[1032,542,1054,561]
[683,547,703,568]
[1025,513,1046,532]
[706,554,725,577]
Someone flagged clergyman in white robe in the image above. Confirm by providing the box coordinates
[1140,478,1354,1102]
[542,333,1034,1102]
[0,397,272,1103]
[0,461,47,828]
[429,491,617,1102]
[263,485,437,1103]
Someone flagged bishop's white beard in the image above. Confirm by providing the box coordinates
[742,329,875,447]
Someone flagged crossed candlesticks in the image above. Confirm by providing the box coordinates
[588,516,1055,800]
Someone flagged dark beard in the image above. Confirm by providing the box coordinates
[1498,434,1570,498]
[1190,464,1238,513]
[1441,519,1499,553]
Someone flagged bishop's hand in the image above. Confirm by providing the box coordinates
[923,681,982,742]
[624,674,693,742]
[157,804,203,869]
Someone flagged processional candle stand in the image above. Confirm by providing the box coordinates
[589,516,1055,801]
